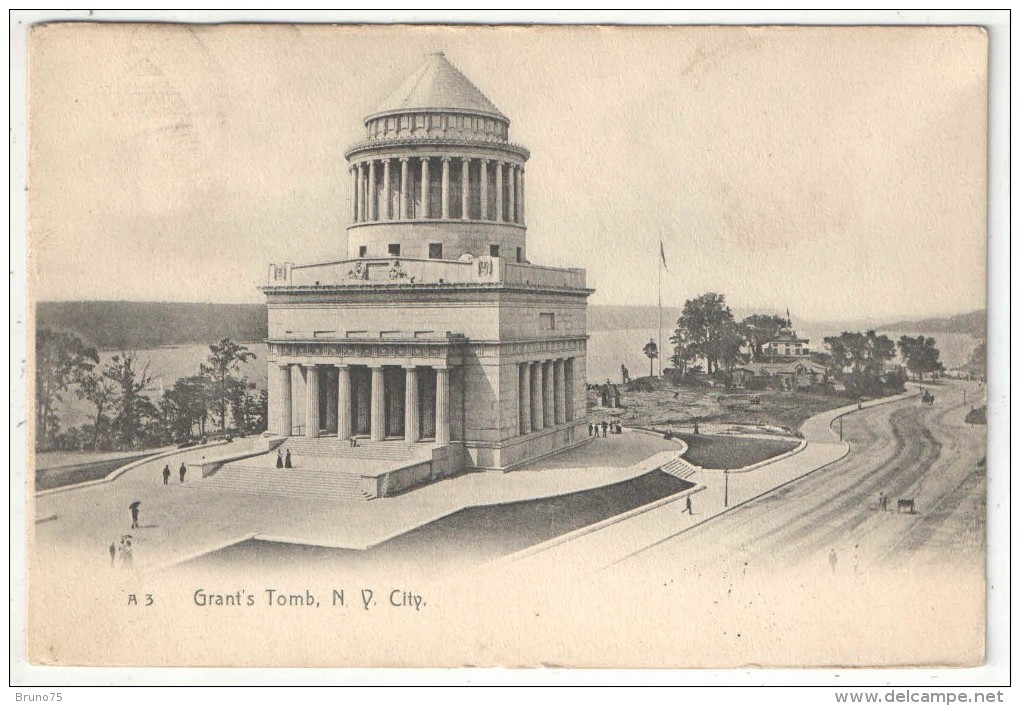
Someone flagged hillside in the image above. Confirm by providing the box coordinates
[36,301,268,350]
[879,310,986,339]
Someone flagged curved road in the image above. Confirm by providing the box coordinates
[614,380,986,578]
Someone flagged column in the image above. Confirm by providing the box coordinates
[441,157,451,219]
[367,160,377,221]
[519,362,531,435]
[356,163,365,223]
[278,364,292,436]
[564,358,574,422]
[531,361,544,431]
[435,366,450,446]
[543,360,555,428]
[305,364,320,438]
[554,359,566,426]
[399,158,409,220]
[324,367,337,432]
[507,164,516,224]
[479,159,489,221]
[370,366,385,441]
[349,167,357,224]
[403,366,420,443]
[420,157,431,219]
[382,158,391,221]
[460,157,471,220]
[337,365,352,440]
[518,167,525,225]
[495,161,504,222]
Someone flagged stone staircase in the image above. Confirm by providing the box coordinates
[279,436,429,462]
[200,463,369,501]
[660,455,698,481]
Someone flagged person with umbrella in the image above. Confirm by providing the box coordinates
[119,535,134,569]
[129,501,141,529]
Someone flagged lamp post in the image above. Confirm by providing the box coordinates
[724,469,730,508]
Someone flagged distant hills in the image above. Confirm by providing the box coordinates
[34,300,986,351]
[878,309,986,339]
[36,301,268,350]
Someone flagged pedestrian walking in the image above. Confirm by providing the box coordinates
[276,449,284,468]
[179,462,187,483]
[879,492,888,512]
[588,422,593,437]
[162,464,171,485]
[828,548,838,574]
[119,536,133,569]
[684,495,693,515]
[601,420,609,437]
[109,541,117,567]
[129,501,141,529]
[284,449,292,468]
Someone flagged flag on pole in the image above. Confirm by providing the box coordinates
[659,239,668,271]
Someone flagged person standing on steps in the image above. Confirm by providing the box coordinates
[285,449,292,468]
[276,449,284,468]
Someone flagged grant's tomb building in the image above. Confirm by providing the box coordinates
[262,53,592,493]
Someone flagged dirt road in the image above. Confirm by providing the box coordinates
[615,380,987,578]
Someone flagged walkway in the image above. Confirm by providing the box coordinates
[32,430,679,573]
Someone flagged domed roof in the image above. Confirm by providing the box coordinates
[367,52,507,122]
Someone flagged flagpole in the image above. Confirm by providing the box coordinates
[657,237,662,378]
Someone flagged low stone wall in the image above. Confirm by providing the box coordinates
[464,420,589,470]
[363,460,435,499]
[189,437,287,479]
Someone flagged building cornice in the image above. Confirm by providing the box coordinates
[345,136,530,161]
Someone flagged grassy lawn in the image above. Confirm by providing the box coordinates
[35,453,157,491]
[597,377,848,432]
[181,470,693,577]
[675,433,799,470]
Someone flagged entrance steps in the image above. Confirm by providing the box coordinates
[200,462,369,501]
[661,455,698,480]
[278,436,430,462]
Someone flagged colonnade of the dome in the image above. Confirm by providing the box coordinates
[349,155,524,225]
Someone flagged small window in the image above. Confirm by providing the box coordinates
[358,245,368,258]
[490,244,500,258]
[540,313,555,330]
[388,243,401,256]
[429,243,443,259]
[516,247,523,263]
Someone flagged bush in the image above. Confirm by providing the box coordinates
[627,378,656,393]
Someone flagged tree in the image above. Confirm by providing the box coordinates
[897,335,944,382]
[668,326,696,377]
[228,377,268,435]
[103,352,155,448]
[200,339,256,431]
[34,329,99,450]
[673,293,736,375]
[162,375,212,442]
[823,330,896,397]
[965,340,987,379]
[76,372,118,450]
[740,314,789,362]
[642,339,659,378]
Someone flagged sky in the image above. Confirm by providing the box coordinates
[27,23,987,321]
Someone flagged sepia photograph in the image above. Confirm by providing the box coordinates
[10,12,1008,687]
